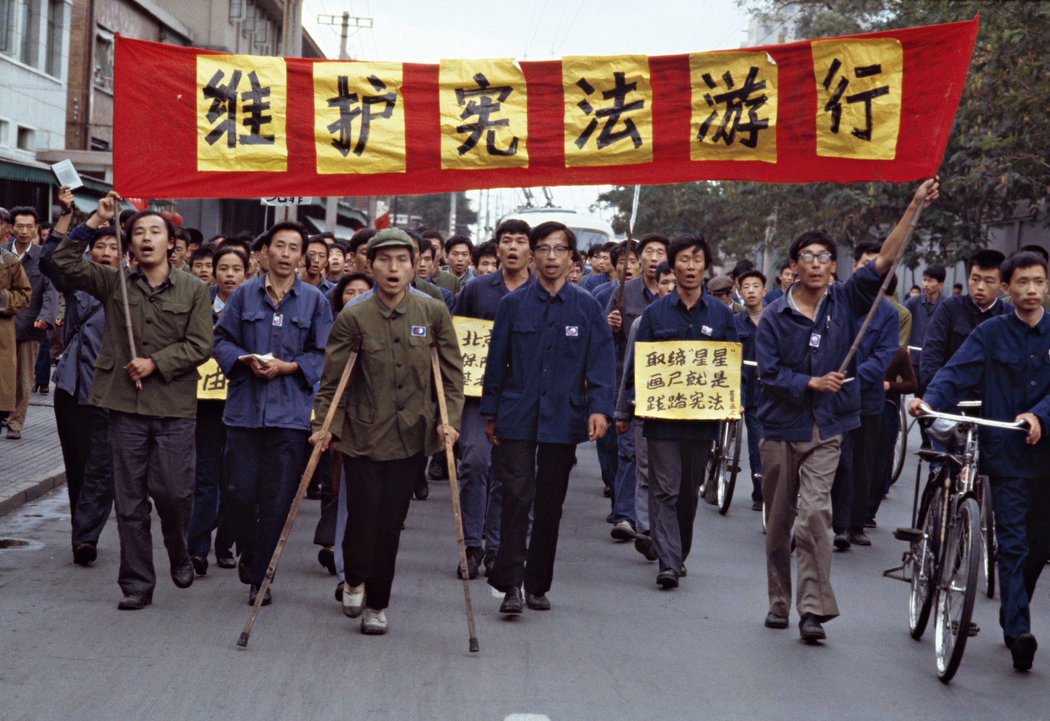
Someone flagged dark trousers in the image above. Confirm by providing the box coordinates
[34,338,50,387]
[744,409,763,501]
[831,427,856,533]
[54,389,113,548]
[991,475,1050,641]
[313,449,341,547]
[647,438,709,573]
[596,427,618,493]
[488,440,575,596]
[342,453,424,610]
[187,401,227,558]
[868,396,902,521]
[225,427,308,586]
[109,411,196,597]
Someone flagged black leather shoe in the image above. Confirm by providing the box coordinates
[833,531,851,551]
[237,559,253,585]
[481,550,495,577]
[656,569,679,589]
[799,613,826,643]
[215,554,236,569]
[190,555,208,576]
[73,543,97,566]
[1011,633,1038,671]
[318,547,336,576]
[456,547,481,579]
[634,533,658,561]
[171,561,194,589]
[499,587,523,614]
[848,530,872,547]
[525,592,550,610]
[249,584,272,606]
[117,593,152,610]
[765,612,789,629]
[413,477,429,500]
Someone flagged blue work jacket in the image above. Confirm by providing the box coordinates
[756,262,883,442]
[918,294,1012,391]
[481,280,615,444]
[582,272,612,292]
[452,271,534,321]
[214,274,333,431]
[763,287,784,307]
[734,310,759,410]
[856,299,899,416]
[627,289,739,441]
[923,311,1050,479]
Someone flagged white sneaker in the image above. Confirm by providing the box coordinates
[342,583,365,618]
[360,608,388,635]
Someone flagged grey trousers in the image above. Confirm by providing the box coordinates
[110,411,196,597]
[761,426,841,620]
[647,438,711,574]
[633,420,650,534]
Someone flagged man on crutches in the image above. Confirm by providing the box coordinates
[312,229,463,635]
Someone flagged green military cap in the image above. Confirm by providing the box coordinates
[366,228,417,259]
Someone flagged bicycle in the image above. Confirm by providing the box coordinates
[884,402,1025,682]
[705,419,742,515]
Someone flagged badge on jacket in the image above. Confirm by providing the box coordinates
[701,325,713,336]
[565,326,579,337]
[809,333,821,348]
[411,325,427,337]
[272,313,283,327]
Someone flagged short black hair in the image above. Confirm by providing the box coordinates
[9,206,39,224]
[260,221,308,251]
[667,233,712,268]
[789,229,836,262]
[125,210,176,244]
[610,240,639,268]
[1001,251,1048,284]
[87,226,117,250]
[305,235,330,255]
[953,283,963,291]
[737,269,767,287]
[328,241,346,258]
[349,228,376,255]
[495,218,530,241]
[444,235,474,255]
[212,246,247,271]
[217,237,251,257]
[410,228,435,259]
[852,240,882,262]
[189,247,214,266]
[587,245,601,259]
[1018,244,1049,263]
[330,272,373,313]
[966,249,1005,276]
[637,232,669,254]
[779,260,792,273]
[420,229,444,249]
[601,241,618,253]
[730,259,754,279]
[655,261,673,279]
[529,221,577,251]
[922,264,946,283]
[473,240,498,266]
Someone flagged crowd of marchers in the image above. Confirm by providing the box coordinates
[1,176,1047,671]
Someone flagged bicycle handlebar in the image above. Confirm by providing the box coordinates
[916,402,1028,431]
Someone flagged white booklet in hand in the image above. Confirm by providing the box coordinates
[50,159,84,190]
[238,353,276,364]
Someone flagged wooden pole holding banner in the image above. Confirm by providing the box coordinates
[237,339,361,648]
[836,185,930,374]
[111,196,142,391]
[615,185,642,318]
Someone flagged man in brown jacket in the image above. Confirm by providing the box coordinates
[0,244,32,414]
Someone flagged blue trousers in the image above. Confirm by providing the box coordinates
[611,421,636,525]
[457,399,491,548]
[596,426,619,494]
[225,426,308,587]
[744,409,763,502]
[187,401,226,558]
[991,475,1050,641]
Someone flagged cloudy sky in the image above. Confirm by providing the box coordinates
[302,0,757,229]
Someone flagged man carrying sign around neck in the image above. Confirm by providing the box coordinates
[482,221,615,615]
[312,229,463,636]
[757,179,937,643]
[624,234,739,590]
[451,218,534,579]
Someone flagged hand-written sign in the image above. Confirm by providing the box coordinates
[197,358,228,400]
[634,340,742,420]
[453,316,493,398]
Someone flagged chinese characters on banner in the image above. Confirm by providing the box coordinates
[634,341,742,421]
[453,317,493,398]
[116,18,978,197]
[197,358,228,401]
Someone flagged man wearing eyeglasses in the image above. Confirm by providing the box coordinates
[757,179,938,643]
[482,220,615,615]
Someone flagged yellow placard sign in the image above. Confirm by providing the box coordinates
[196,54,287,172]
[634,340,742,420]
[196,358,228,401]
[812,38,902,160]
[313,61,406,175]
[453,317,493,398]
[690,51,777,163]
[439,58,529,170]
[562,55,653,167]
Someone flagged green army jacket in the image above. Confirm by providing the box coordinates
[52,231,213,419]
[313,291,463,461]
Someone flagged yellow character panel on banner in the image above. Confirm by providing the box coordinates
[812,38,902,160]
[196,54,287,172]
[313,61,406,175]
[197,358,228,401]
[453,317,494,398]
[439,59,528,170]
[562,55,653,167]
[634,340,742,421]
[689,51,777,163]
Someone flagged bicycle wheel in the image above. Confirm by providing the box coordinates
[978,475,997,599]
[704,422,726,496]
[717,420,741,515]
[908,481,944,640]
[891,402,908,484]
[934,496,981,683]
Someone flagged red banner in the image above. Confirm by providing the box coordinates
[113,18,977,198]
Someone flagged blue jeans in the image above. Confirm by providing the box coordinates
[34,338,50,387]
[991,475,1050,642]
[743,409,763,502]
[187,401,226,558]
[225,426,308,587]
[596,426,618,494]
[611,422,636,525]
[457,399,491,548]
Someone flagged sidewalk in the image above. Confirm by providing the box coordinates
[0,388,65,516]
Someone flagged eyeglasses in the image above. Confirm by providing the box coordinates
[534,245,570,257]
[799,252,833,264]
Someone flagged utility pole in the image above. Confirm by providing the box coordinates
[278,0,304,223]
[449,192,457,237]
[317,12,375,230]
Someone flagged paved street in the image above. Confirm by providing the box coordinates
[1,420,1048,721]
